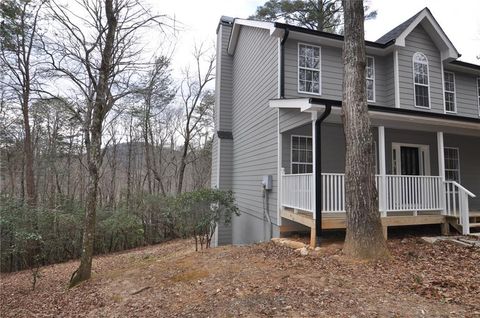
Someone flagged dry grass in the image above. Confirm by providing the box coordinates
[1,237,479,317]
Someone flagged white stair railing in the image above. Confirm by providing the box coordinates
[445,181,476,235]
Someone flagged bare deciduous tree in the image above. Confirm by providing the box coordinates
[176,45,215,194]
[44,0,167,286]
[0,0,46,205]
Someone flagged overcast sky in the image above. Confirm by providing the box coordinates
[151,0,480,79]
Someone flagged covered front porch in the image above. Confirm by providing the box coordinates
[272,98,480,246]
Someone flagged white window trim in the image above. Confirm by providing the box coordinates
[366,56,376,103]
[290,134,313,174]
[443,71,456,114]
[444,147,461,183]
[477,77,480,117]
[297,42,322,96]
[391,142,431,176]
[412,52,431,109]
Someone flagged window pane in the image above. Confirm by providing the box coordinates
[415,85,429,107]
[445,92,455,112]
[306,151,312,162]
[306,164,313,173]
[292,150,299,162]
[292,164,298,174]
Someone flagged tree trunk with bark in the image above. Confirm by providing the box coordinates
[69,0,117,287]
[341,0,389,260]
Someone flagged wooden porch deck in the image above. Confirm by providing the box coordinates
[280,208,480,248]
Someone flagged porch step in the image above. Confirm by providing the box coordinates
[469,223,480,228]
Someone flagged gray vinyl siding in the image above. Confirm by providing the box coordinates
[383,53,395,107]
[230,26,279,244]
[215,24,233,131]
[374,55,389,106]
[444,134,480,210]
[219,139,233,189]
[398,25,443,113]
[217,138,233,244]
[281,124,446,177]
[211,136,218,188]
[281,123,346,174]
[213,24,234,245]
[284,40,342,100]
[283,39,390,107]
[279,108,311,133]
[443,69,480,118]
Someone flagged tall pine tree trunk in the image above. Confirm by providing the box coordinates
[341,0,389,260]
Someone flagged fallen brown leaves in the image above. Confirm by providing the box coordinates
[1,237,479,317]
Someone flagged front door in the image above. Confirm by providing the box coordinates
[392,143,430,175]
[400,146,420,175]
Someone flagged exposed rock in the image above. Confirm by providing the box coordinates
[271,238,306,249]
[299,247,309,256]
[421,237,438,244]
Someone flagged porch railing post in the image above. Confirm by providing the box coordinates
[378,126,387,217]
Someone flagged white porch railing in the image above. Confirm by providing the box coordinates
[379,175,443,212]
[282,173,314,212]
[281,173,475,230]
[445,181,476,235]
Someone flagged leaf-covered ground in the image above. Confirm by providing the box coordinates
[1,236,479,317]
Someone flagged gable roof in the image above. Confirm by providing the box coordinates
[376,9,423,44]
[376,7,460,60]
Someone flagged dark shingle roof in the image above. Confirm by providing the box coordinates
[375,8,426,44]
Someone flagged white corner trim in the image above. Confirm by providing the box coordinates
[394,47,400,108]
[366,55,376,103]
[277,38,281,98]
[277,108,282,227]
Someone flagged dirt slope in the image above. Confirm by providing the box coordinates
[1,238,479,317]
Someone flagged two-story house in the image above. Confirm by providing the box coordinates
[212,8,480,247]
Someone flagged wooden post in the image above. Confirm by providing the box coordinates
[441,222,450,236]
[310,224,316,248]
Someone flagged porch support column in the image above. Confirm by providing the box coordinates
[378,126,387,217]
[437,131,446,215]
[310,112,317,248]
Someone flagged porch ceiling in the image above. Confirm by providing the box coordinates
[270,98,480,137]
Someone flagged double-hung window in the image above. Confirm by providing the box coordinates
[444,71,456,113]
[291,136,313,174]
[298,44,321,94]
[413,52,429,108]
[444,147,460,182]
[366,56,375,102]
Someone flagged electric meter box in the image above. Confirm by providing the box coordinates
[262,175,272,190]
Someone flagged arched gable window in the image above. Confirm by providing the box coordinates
[413,52,430,108]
